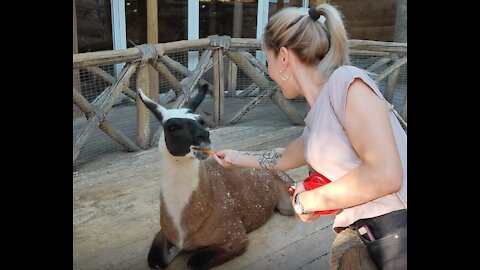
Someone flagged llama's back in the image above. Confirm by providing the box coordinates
[203,158,286,232]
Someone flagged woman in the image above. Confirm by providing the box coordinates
[213,3,406,270]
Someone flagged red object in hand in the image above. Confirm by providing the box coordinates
[287,171,339,215]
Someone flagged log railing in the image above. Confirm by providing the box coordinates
[73,36,407,164]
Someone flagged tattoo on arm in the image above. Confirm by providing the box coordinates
[257,149,283,170]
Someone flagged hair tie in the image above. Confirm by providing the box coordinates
[308,8,320,21]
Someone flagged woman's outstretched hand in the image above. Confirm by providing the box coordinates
[212,149,240,168]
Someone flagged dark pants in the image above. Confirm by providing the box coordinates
[350,209,407,270]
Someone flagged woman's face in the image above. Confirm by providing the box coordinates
[266,48,279,82]
[266,48,297,99]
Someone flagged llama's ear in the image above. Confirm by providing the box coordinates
[137,88,165,123]
[186,83,208,112]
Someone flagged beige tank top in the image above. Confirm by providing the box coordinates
[301,65,407,229]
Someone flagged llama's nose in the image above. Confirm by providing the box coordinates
[196,130,210,142]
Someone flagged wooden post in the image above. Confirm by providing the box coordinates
[136,65,151,149]
[212,48,225,126]
[73,0,83,118]
[227,60,237,97]
[147,0,159,103]
[233,1,243,38]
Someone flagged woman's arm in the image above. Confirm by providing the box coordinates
[300,78,403,213]
[213,136,306,171]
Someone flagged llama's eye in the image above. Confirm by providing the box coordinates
[168,124,180,131]
[198,119,207,127]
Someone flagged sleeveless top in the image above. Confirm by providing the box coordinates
[301,65,407,229]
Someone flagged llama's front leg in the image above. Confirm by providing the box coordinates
[187,237,249,270]
[148,230,181,269]
[274,180,295,216]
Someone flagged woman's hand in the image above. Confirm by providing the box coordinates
[292,186,321,222]
[297,212,321,222]
[213,149,240,168]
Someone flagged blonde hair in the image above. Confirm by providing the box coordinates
[262,4,350,83]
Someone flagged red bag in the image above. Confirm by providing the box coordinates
[287,171,339,215]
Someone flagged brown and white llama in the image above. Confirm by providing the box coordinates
[137,85,293,270]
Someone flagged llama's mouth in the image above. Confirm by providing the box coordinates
[191,145,213,160]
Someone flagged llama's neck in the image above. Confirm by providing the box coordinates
[158,136,200,248]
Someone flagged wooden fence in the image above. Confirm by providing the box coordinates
[73,36,407,164]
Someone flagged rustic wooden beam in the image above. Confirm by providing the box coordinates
[348,39,407,53]
[173,49,213,109]
[152,61,183,95]
[227,87,275,125]
[350,50,390,57]
[73,39,211,69]
[72,87,92,116]
[212,48,225,126]
[73,38,406,69]
[366,57,391,72]
[147,0,159,103]
[160,55,212,89]
[73,48,142,69]
[241,51,268,74]
[238,83,259,97]
[228,38,407,53]
[227,51,269,89]
[270,87,304,125]
[229,38,261,50]
[147,0,158,44]
[73,63,139,162]
[227,60,237,97]
[136,65,152,149]
[374,56,407,83]
[85,66,137,100]
[74,87,142,154]
[227,51,303,125]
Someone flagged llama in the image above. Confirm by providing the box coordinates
[137,84,294,270]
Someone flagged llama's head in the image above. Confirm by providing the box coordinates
[138,84,211,160]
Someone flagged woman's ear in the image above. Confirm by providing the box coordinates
[279,47,289,64]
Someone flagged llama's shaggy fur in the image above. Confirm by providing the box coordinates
[137,85,293,270]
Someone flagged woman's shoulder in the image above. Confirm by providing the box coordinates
[330,65,366,79]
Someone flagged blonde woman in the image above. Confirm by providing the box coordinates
[214,3,407,270]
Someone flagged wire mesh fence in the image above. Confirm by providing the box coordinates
[73,38,406,171]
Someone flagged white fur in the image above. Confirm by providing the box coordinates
[138,88,199,123]
[158,133,199,249]
[161,108,199,122]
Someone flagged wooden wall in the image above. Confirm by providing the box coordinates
[330,0,397,42]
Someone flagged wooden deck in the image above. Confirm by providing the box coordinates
[73,97,337,270]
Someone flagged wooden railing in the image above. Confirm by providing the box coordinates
[73,36,407,164]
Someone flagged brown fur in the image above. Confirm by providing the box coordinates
[149,158,293,269]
